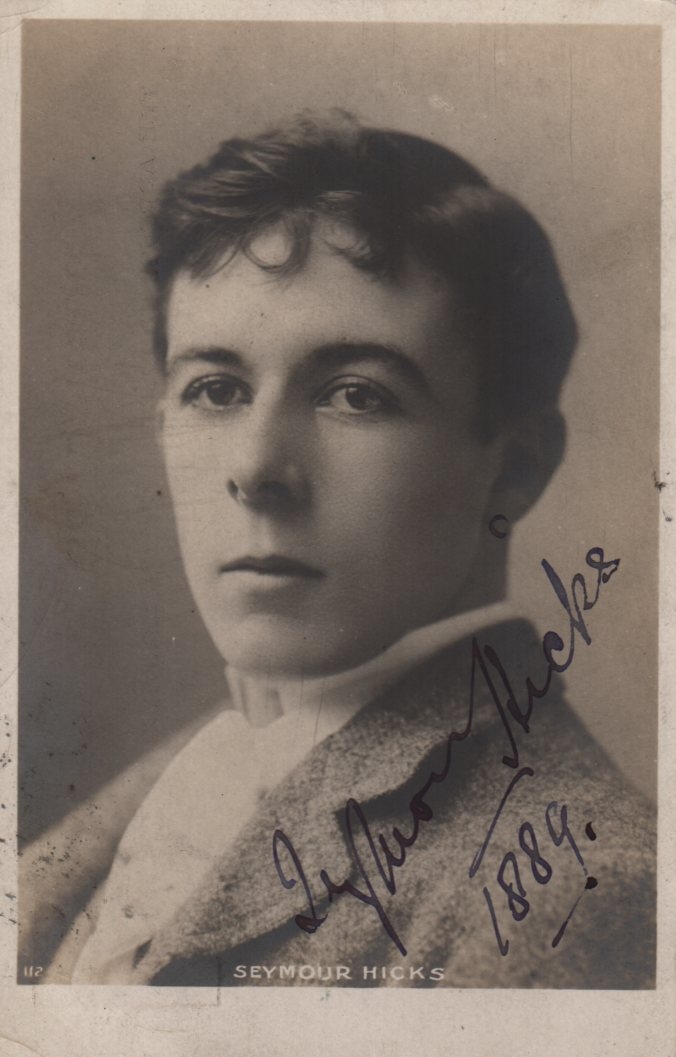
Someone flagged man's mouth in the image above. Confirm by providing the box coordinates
[219,555,325,579]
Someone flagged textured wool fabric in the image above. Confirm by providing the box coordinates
[127,620,655,989]
[44,619,656,988]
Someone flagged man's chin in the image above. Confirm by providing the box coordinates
[211,618,398,682]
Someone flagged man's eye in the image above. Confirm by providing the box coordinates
[318,382,394,415]
[181,377,250,411]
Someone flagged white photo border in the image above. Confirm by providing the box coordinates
[1,3,674,1055]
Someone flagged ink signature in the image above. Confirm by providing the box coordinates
[273,546,620,957]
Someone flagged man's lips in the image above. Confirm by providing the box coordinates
[219,555,325,579]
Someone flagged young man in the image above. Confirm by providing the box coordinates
[30,113,655,986]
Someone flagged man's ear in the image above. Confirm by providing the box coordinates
[489,408,566,524]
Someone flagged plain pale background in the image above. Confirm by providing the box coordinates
[20,20,660,840]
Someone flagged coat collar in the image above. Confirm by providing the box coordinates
[134,618,552,982]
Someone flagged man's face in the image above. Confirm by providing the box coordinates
[161,228,506,678]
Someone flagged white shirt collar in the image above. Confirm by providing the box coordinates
[226,600,512,742]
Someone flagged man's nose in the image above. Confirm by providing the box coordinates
[225,402,311,512]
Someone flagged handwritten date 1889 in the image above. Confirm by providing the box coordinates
[483,800,597,956]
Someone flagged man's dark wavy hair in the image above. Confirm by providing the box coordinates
[147,110,577,439]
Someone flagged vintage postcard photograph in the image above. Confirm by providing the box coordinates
[1,3,674,1056]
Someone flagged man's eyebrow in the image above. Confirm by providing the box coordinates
[308,343,431,392]
[166,342,431,392]
[166,346,245,374]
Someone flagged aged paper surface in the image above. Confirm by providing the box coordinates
[1,0,675,1054]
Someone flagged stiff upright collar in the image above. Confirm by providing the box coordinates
[225,600,513,735]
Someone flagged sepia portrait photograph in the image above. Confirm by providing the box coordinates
[2,2,675,1055]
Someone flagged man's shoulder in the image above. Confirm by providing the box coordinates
[414,690,656,989]
[19,710,215,980]
[345,635,655,989]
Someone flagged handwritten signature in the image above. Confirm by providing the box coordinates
[272,546,620,957]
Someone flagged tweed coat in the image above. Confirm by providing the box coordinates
[43,619,656,988]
